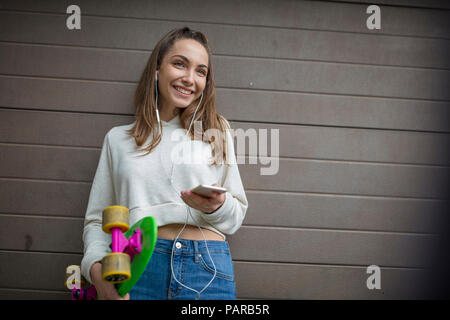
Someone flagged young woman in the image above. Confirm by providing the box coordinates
[80,27,248,300]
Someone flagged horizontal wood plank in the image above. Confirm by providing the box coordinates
[0,11,449,69]
[0,215,83,254]
[1,144,448,198]
[1,109,449,165]
[240,159,450,199]
[2,78,449,132]
[0,216,440,267]
[234,261,434,299]
[228,226,439,268]
[234,122,450,165]
[243,191,446,234]
[0,179,445,234]
[1,43,449,100]
[0,251,438,299]
[0,288,69,300]
[0,251,82,292]
[1,0,449,38]
[331,0,450,9]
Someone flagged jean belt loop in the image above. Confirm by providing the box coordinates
[193,240,200,263]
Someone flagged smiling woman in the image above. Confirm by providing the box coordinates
[156,40,209,119]
[80,27,248,301]
[128,27,230,166]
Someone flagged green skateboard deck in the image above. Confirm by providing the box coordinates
[116,216,157,297]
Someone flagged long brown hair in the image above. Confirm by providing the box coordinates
[126,26,230,166]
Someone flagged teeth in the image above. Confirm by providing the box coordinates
[175,86,192,95]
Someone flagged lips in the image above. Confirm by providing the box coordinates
[173,85,194,95]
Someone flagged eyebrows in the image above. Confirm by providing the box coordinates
[170,54,208,70]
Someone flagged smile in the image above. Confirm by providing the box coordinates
[173,85,193,97]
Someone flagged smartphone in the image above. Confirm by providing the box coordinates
[191,184,227,198]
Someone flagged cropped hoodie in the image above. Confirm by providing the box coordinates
[80,114,248,283]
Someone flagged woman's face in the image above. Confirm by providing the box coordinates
[157,39,209,113]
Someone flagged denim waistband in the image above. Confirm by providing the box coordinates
[154,237,230,254]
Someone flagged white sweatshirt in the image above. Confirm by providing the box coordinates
[80,114,248,283]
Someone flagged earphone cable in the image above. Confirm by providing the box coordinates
[155,84,216,299]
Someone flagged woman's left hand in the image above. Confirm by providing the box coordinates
[180,183,226,214]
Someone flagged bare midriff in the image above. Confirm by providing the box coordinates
[157,223,224,241]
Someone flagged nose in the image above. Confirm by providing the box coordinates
[181,69,195,85]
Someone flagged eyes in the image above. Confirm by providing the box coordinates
[173,61,207,76]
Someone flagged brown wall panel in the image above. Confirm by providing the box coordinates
[2,0,449,37]
[0,251,433,300]
[1,79,449,132]
[1,179,445,234]
[1,144,448,198]
[1,0,448,299]
[1,109,449,164]
[1,11,449,69]
[234,261,433,299]
[0,214,439,268]
[1,43,449,100]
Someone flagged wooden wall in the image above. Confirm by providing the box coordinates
[0,0,449,299]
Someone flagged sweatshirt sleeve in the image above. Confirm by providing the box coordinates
[80,131,114,284]
[200,121,248,235]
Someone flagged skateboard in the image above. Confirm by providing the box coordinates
[65,206,157,300]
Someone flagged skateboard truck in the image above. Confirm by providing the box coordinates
[65,206,157,300]
[110,228,142,262]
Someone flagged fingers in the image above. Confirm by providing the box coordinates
[180,182,225,212]
[180,189,225,213]
[181,191,207,208]
[180,191,213,212]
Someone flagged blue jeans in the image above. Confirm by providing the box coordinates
[129,238,236,300]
